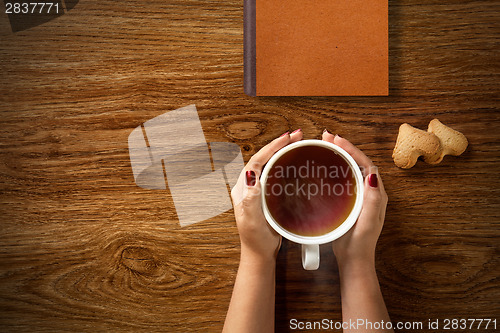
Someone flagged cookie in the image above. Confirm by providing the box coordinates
[425,119,468,164]
[392,123,442,169]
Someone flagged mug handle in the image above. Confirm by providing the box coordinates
[302,244,320,270]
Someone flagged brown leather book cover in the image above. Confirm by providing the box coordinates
[244,0,388,96]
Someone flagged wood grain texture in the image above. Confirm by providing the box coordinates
[0,0,499,332]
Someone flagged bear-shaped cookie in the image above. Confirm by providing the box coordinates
[392,120,468,169]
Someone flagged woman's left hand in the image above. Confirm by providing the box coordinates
[231,130,303,263]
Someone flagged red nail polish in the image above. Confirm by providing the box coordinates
[292,128,301,134]
[280,132,289,137]
[368,174,378,188]
[246,170,256,186]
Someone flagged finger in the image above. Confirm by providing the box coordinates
[230,168,247,206]
[323,132,375,177]
[243,176,263,209]
[358,175,383,229]
[333,135,376,177]
[322,129,336,143]
[233,130,301,207]
[379,197,387,225]
[374,173,388,223]
[243,180,281,240]
[368,171,388,222]
[324,132,386,224]
[289,128,303,143]
[231,169,262,209]
[246,133,291,172]
[367,167,386,197]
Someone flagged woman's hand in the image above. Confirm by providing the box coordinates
[223,130,303,333]
[322,131,393,333]
[231,130,303,264]
[322,131,388,267]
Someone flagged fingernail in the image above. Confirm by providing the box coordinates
[246,170,256,186]
[292,128,301,134]
[368,174,378,188]
[280,132,289,137]
[336,134,342,139]
[323,129,329,134]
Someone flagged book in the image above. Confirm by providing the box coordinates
[244,0,388,96]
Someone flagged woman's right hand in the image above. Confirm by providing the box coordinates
[322,131,388,266]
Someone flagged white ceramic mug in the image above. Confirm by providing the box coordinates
[260,140,364,270]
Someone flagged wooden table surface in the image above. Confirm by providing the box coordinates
[0,1,499,332]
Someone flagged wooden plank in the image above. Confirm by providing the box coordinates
[0,0,499,331]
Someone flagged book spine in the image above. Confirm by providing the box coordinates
[243,0,256,96]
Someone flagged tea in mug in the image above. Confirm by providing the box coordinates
[264,145,357,237]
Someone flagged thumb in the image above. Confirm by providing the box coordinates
[357,174,383,229]
[232,169,264,216]
[242,169,263,211]
[231,168,262,207]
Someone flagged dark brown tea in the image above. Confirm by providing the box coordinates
[264,145,357,237]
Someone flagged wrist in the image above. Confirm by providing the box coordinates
[240,245,277,269]
[336,255,376,275]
